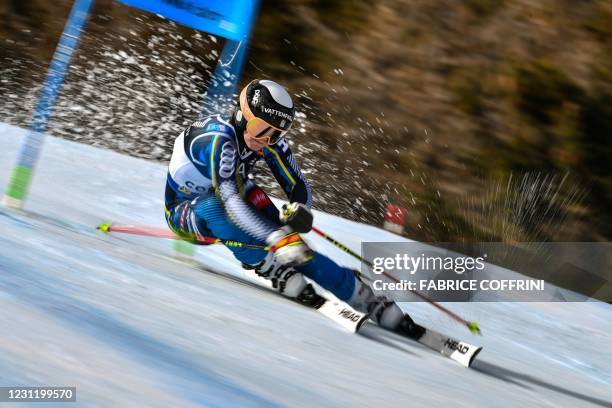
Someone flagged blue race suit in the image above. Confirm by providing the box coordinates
[164,114,356,300]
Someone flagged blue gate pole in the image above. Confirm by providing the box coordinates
[3,0,95,209]
[202,0,260,116]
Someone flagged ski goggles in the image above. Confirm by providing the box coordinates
[245,117,287,145]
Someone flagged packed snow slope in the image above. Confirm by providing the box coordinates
[0,122,611,408]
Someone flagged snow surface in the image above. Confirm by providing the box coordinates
[0,122,611,407]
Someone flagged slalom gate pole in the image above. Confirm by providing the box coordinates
[3,0,95,209]
[311,226,481,335]
[96,222,270,250]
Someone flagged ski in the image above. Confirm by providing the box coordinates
[315,300,369,333]
[165,257,479,366]
[184,259,369,333]
[358,321,482,367]
[412,326,482,367]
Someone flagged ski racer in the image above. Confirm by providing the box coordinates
[164,79,422,337]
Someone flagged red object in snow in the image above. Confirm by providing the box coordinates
[384,204,407,234]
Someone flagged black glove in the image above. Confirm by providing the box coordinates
[280,202,313,233]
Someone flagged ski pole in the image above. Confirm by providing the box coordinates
[311,226,481,335]
[96,222,271,250]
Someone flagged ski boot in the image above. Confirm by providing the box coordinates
[349,276,423,337]
[294,283,326,309]
[244,253,325,308]
[395,314,426,340]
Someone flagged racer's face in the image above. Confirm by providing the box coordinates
[244,129,271,151]
[242,113,286,151]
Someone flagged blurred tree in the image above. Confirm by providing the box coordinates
[0,0,610,241]
[515,61,582,125]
